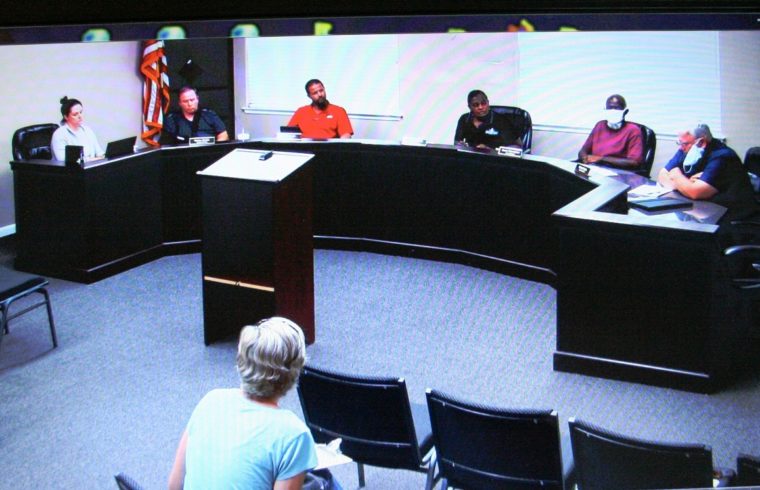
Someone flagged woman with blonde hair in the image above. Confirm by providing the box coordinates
[169,317,316,490]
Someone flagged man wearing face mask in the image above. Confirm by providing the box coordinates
[578,94,644,170]
[657,124,758,219]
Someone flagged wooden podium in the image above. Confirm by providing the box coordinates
[197,149,315,344]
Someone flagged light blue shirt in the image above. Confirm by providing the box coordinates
[184,389,317,490]
[51,123,104,161]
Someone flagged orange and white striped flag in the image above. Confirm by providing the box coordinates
[140,40,170,146]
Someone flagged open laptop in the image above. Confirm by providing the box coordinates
[105,136,136,159]
[277,125,301,140]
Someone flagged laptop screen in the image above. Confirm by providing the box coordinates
[105,137,136,159]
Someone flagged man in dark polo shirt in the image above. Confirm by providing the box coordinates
[454,89,522,150]
[161,86,229,144]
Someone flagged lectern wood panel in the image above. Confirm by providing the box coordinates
[199,152,314,345]
[202,280,275,345]
[201,178,275,286]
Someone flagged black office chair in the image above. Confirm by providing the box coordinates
[724,148,760,251]
[736,453,760,487]
[297,365,438,489]
[723,244,760,289]
[744,147,760,179]
[0,267,57,351]
[11,123,59,161]
[426,389,566,490]
[490,105,533,153]
[114,472,144,490]
[569,417,733,489]
[636,123,656,178]
[743,147,760,202]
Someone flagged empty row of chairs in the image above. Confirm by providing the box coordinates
[297,365,760,490]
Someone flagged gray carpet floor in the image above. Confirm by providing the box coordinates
[0,250,758,489]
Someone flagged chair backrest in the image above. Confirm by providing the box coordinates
[426,389,564,490]
[636,123,657,178]
[736,453,760,486]
[744,147,760,177]
[114,472,144,490]
[11,123,59,161]
[297,365,424,470]
[490,105,533,153]
[569,418,714,490]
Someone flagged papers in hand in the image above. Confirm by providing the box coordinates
[315,438,353,470]
[628,183,671,198]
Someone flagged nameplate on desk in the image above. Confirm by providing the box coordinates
[401,136,426,146]
[189,136,215,146]
[276,132,301,140]
[575,163,591,177]
[496,146,523,158]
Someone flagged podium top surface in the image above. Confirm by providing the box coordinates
[197,148,314,182]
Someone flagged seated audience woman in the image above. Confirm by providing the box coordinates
[168,317,318,490]
[51,96,104,161]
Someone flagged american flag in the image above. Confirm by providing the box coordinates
[140,40,170,146]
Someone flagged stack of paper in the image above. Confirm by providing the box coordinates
[628,184,671,198]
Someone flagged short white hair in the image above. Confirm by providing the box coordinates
[236,317,307,399]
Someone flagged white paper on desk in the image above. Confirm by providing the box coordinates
[628,183,671,198]
[315,439,353,470]
[681,206,714,222]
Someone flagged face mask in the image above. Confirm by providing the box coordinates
[682,142,705,173]
[604,109,625,129]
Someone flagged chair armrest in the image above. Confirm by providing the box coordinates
[731,278,760,289]
[724,245,760,256]
[730,219,760,227]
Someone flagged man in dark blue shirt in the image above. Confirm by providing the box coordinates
[161,86,229,144]
[657,123,757,220]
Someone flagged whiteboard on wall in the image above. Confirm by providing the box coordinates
[517,31,722,135]
[245,35,402,119]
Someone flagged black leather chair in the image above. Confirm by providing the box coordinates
[744,147,760,178]
[11,123,59,161]
[426,389,567,490]
[636,123,656,178]
[723,244,760,289]
[743,147,760,203]
[114,472,144,490]
[569,417,732,489]
[297,365,438,489]
[736,453,760,487]
[0,267,57,351]
[490,105,533,153]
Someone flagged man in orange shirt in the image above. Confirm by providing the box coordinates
[288,79,353,139]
